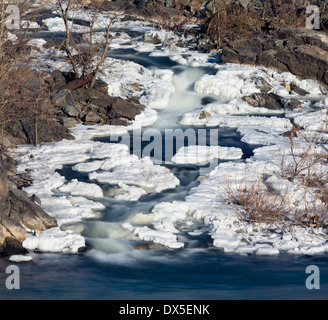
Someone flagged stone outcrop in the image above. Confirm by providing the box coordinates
[0,149,57,256]
[222,27,328,88]
[50,71,145,128]
[2,69,146,149]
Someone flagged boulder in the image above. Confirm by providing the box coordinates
[0,150,58,256]
[8,188,58,233]
[20,120,74,145]
[82,111,103,124]
[144,33,162,45]
[222,27,328,87]
[62,105,80,117]
[52,77,145,127]
[242,92,284,110]
[1,237,27,256]
[110,98,145,120]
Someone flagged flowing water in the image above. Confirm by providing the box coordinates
[1,47,328,300]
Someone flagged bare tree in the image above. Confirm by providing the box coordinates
[47,0,119,87]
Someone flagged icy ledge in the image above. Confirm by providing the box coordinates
[11,111,165,254]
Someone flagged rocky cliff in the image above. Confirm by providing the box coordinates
[222,27,328,88]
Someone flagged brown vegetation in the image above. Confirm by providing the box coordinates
[224,176,291,226]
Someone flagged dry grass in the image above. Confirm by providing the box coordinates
[204,0,264,48]
[224,176,292,226]
[223,113,328,230]
[224,174,328,229]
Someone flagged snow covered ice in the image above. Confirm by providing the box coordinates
[10,10,328,257]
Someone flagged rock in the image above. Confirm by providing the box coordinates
[82,111,103,124]
[144,32,162,45]
[257,49,290,73]
[62,105,79,117]
[110,98,145,120]
[243,92,284,110]
[61,117,79,129]
[20,120,74,145]
[56,82,145,126]
[222,27,328,87]
[1,137,13,149]
[52,89,75,108]
[109,118,129,126]
[92,78,109,93]
[254,77,272,93]
[2,237,27,256]
[283,98,303,110]
[8,188,57,234]
[30,194,41,206]
[1,217,26,242]
[199,110,211,119]
[243,95,260,108]
[52,89,72,107]
[0,148,58,256]
[290,84,309,96]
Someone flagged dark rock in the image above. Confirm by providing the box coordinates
[110,98,145,120]
[60,117,79,129]
[257,49,290,73]
[222,28,328,87]
[9,188,57,233]
[283,98,303,110]
[92,79,109,93]
[47,70,67,92]
[52,89,75,108]
[2,237,28,256]
[243,92,284,110]
[82,112,103,124]
[144,33,162,45]
[290,83,310,96]
[110,118,129,126]
[62,105,79,117]
[253,77,272,94]
[30,194,42,206]
[20,120,74,145]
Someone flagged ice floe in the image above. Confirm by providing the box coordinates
[171,145,243,164]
